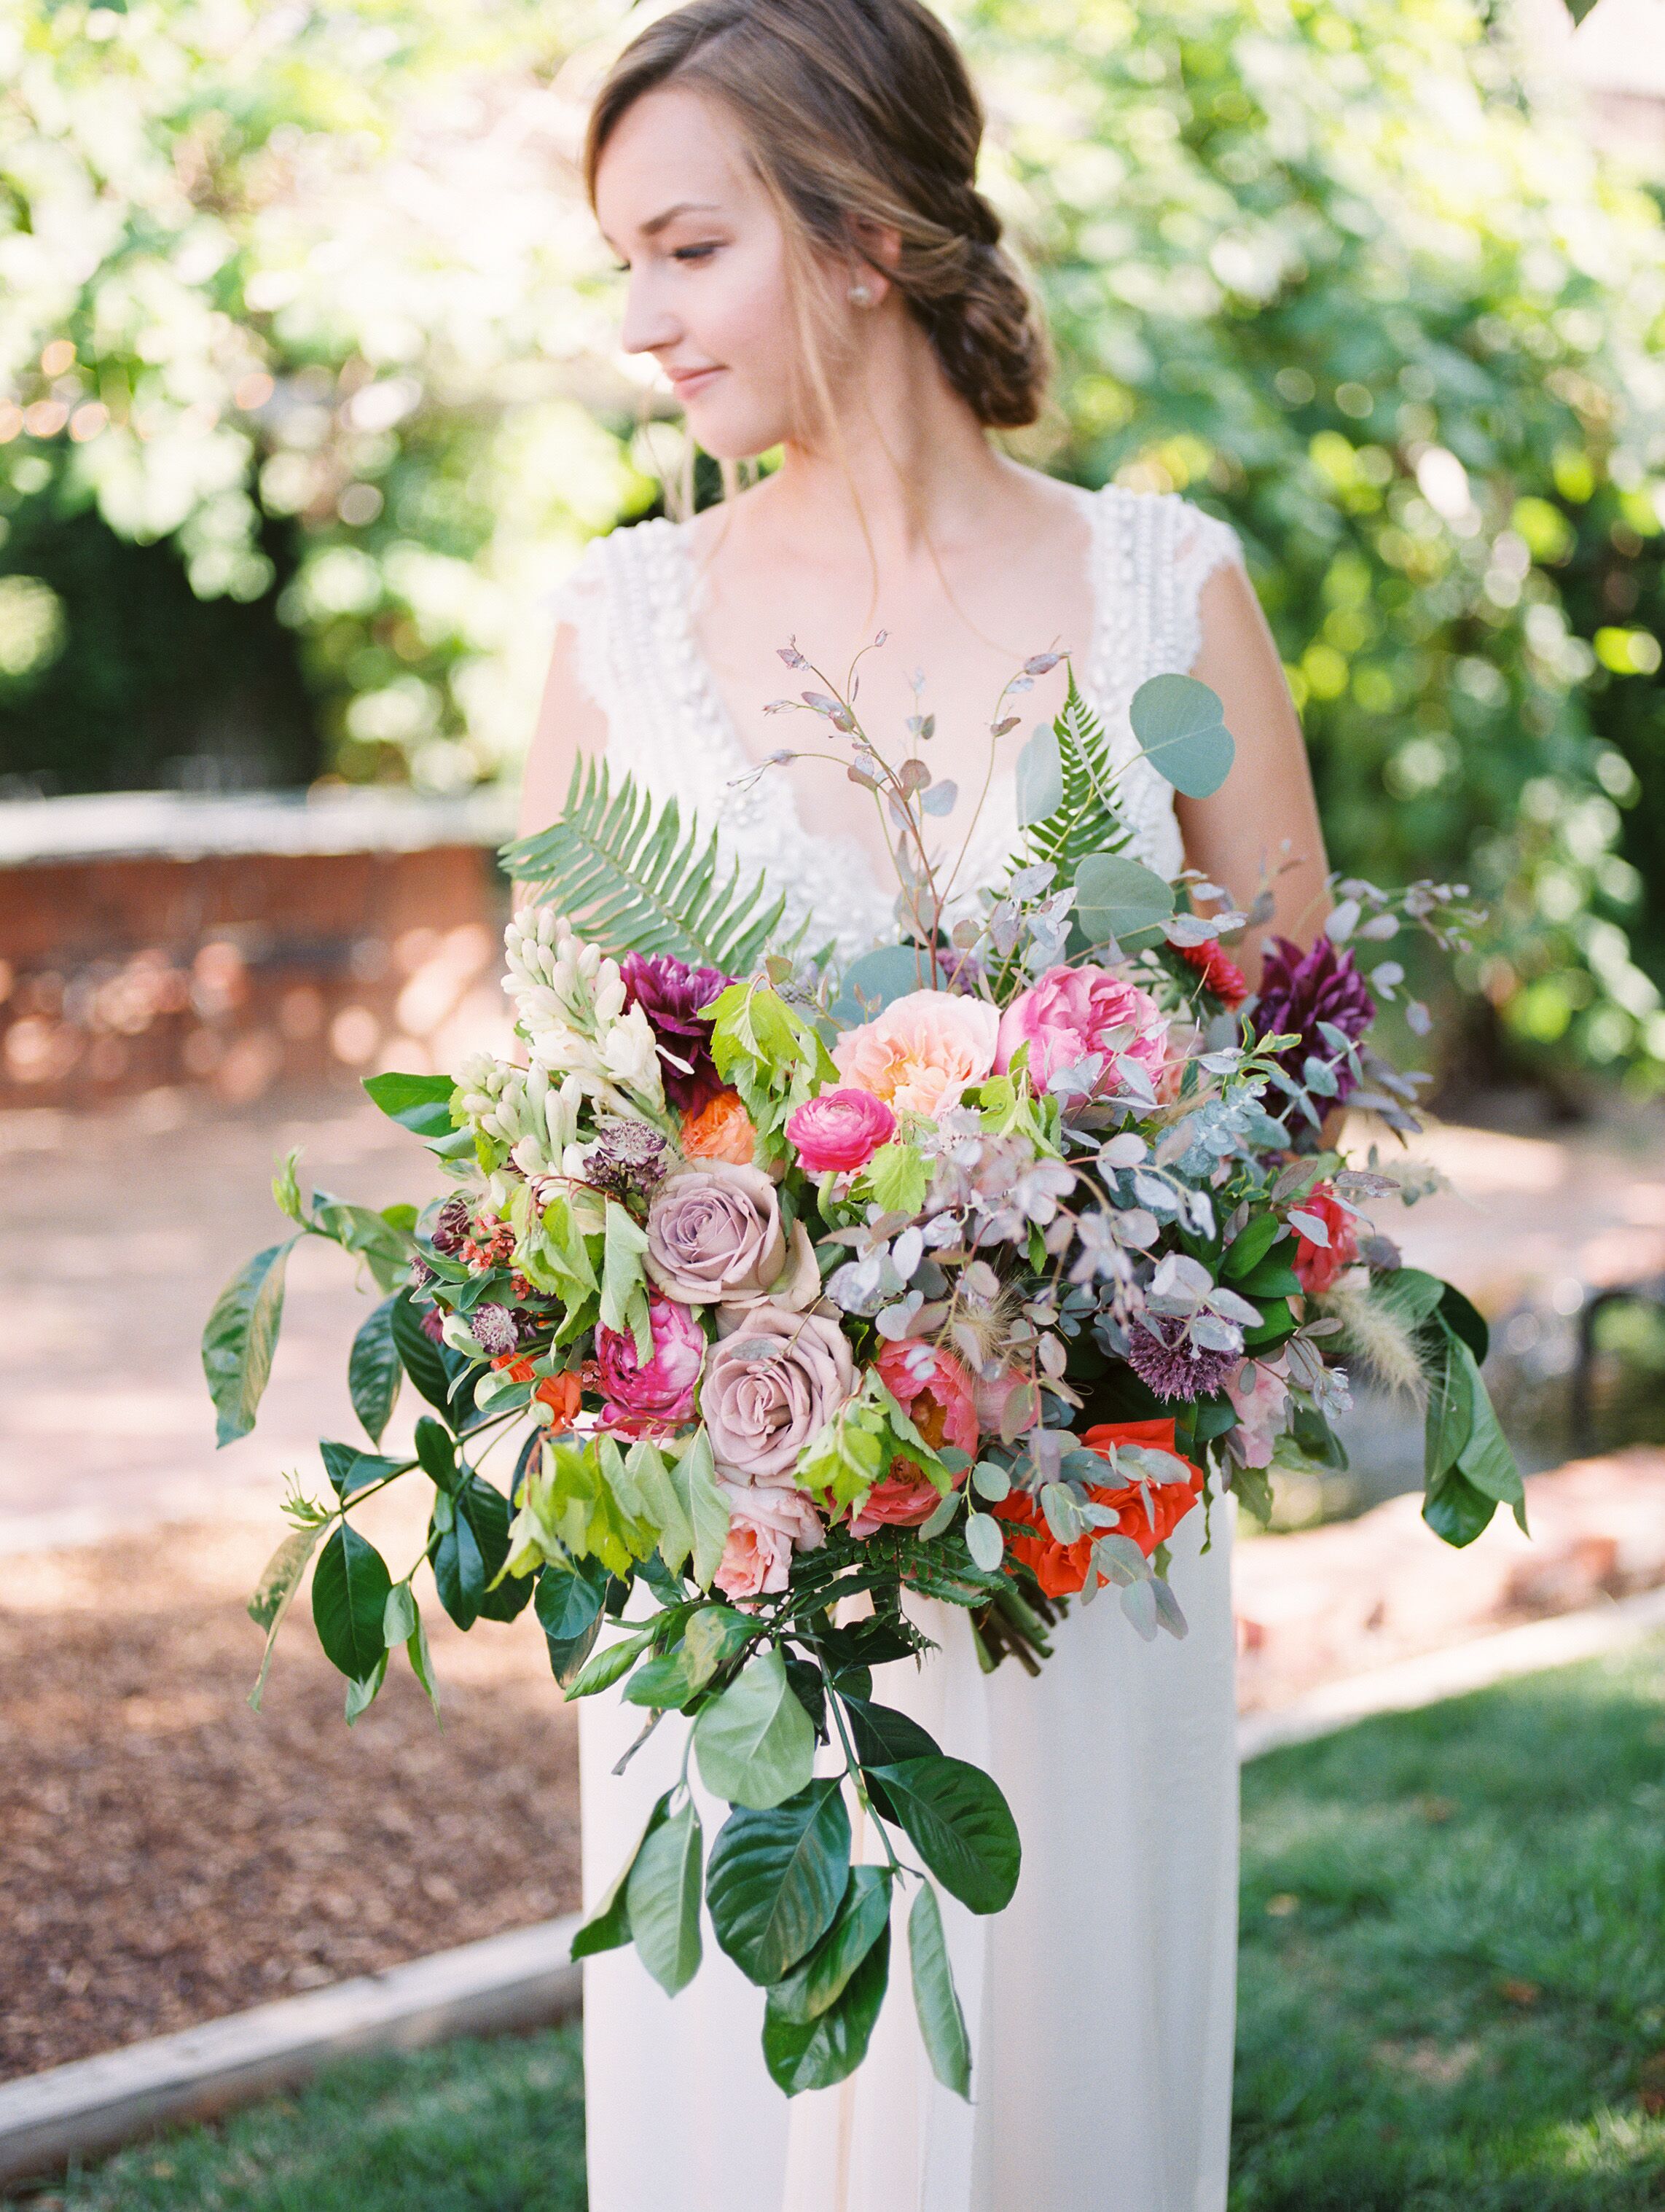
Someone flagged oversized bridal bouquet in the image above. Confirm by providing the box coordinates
[205,642,1519,2099]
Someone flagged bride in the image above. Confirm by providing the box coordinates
[517,1,1329,2205]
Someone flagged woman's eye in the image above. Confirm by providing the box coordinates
[672,242,721,264]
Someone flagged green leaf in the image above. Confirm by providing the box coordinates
[1439,1281,1491,1365]
[405,1606,440,1717]
[622,1650,698,1709]
[622,1439,692,1575]
[706,1778,852,1985]
[601,1200,651,1359]
[627,1796,705,1996]
[246,1521,325,1711]
[1128,673,1235,797]
[272,1149,305,1224]
[571,1797,670,1962]
[866,1756,1020,1916]
[1374,1265,1447,1332]
[1425,1331,1474,1482]
[762,1918,890,2095]
[1222,1214,1281,1281]
[767,1864,893,2025]
[1423,1463,1498,1549]
[1232,1257,1304,1301]
[828,945,932,1026]
[344,1650,388,1725]
[310,1523,393,1681]
[501,751,787,972]
[391,1289,452,1416]
[1450,1339,1524,1516]
[672,1431,730,1591]
[382,1581,418,1646]
[535,1558,608,1687]
[683,1603,753,1690]
[1015,722,1064,826]
[348,1297,401,1445]
[842,1696,941,1823]
[203,1237,298,1447]
[321,1439,408,1500]
[694,1645,817,1810]
[861,1141,929,1217]
[309,1197,412,1294]
[433,1475,533,1629]
[1073,851,1175,953]
[909,1880,971,2100]
[565,1624,657,1700]
[362,1069,456,1139]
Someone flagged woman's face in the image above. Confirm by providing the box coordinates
[594,86,830,459]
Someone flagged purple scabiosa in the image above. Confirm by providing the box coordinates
[620,952,732,1114]
[1126,1316,1238,1403]
[1250,935,1375,1105]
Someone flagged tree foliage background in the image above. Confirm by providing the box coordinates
[1,0,1663,1093]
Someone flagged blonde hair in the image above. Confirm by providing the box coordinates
[584,0,1049,433]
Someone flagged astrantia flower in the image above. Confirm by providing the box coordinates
[471,1302,522,1358]
[1251,936,1375,1103]
[1125,1316,1239,1402]
[621,952,732,1114]
[1177,939,1248,1010]
[584,1115,669,1200]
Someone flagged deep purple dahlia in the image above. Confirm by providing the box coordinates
[1250,934,1376,1106]
[1126,1316,1239,1403]
[620,951,732,1114]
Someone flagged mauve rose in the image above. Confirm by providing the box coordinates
[786,1087,896,1175]
[996,964,1168,1097]
[713,1479,826,1601]
[702,1306,855,1484]
[645,1161,786,1305]
[595,1291,705,1428]
[621,951,732,1113]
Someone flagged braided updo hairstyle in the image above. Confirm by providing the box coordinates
[584,0,1050,431]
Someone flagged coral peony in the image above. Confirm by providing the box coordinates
[621,950,732,1114]
[713,1480,825,1601]
[1250,936,1374,1106]
[1290,1185,1358,1296]
[681,1086,757,1166]
[849,1343,978,1538]
[786,1087,896,1175]
[993,1418,1203,1595]
[1177,938,1248,1009]
[594,1291,705,1428]
[995,965,1168,1098]
[832,990,1000,1119]
[490,1354,583,1427]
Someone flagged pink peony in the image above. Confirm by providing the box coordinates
[995,965,1169,1098]
[1226,1353,1290,1471]
[786,1087,897,1175]
[832,990,1000,1119]
[713,1479,825,1601]
[595,1291,705,1429]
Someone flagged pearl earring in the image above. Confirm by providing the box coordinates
[848,281,874,306]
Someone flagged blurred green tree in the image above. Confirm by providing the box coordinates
[1,0,1661,1092]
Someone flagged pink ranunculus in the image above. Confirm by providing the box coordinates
[832,990,1000,1120]
[595,1291,705,1428]
[1291,1185,1360,1296]
[1226,1352,1290,1471]
[995,965,1169,1098]
[786,1087,897,1175]
[713,1479,825,1601]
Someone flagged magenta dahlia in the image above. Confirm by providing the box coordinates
[1250,935,1375,1105]
[620,952,732,1114]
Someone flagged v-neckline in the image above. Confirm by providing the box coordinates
[653,485,1106,920]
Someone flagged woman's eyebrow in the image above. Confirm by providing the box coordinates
[639,198,721,238]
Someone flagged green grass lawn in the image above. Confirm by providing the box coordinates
[12,1641,1665,2212]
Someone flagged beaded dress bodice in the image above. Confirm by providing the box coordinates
[555,482,1242,959]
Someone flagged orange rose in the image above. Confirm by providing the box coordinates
[992,1418,1204,1597]
[681,1086,757,1166]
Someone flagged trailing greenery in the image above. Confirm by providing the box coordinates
[501,753,788,974]
[1234,1639,1665,2208]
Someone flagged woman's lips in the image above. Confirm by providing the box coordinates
[666,364,724,401]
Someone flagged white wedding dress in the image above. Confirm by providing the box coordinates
[556,482,1245,2212]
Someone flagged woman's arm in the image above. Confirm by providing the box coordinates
[512,622,611,910]
[1178,561,1330,976]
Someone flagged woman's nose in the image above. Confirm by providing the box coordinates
[619,274,679,360]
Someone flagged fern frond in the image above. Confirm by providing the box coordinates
[1022,671,1133,875]
[500,754,788,973]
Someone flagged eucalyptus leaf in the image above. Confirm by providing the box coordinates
[1073,851,1174,951]
[1015,723,1065,826]
[1128,673,1236,797]
[828,945,931,1027]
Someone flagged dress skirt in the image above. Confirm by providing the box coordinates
[578,1497,1239,2212]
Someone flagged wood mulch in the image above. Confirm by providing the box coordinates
[0,1497,581,2080]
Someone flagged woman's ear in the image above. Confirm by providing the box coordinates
[847,216,902,306]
